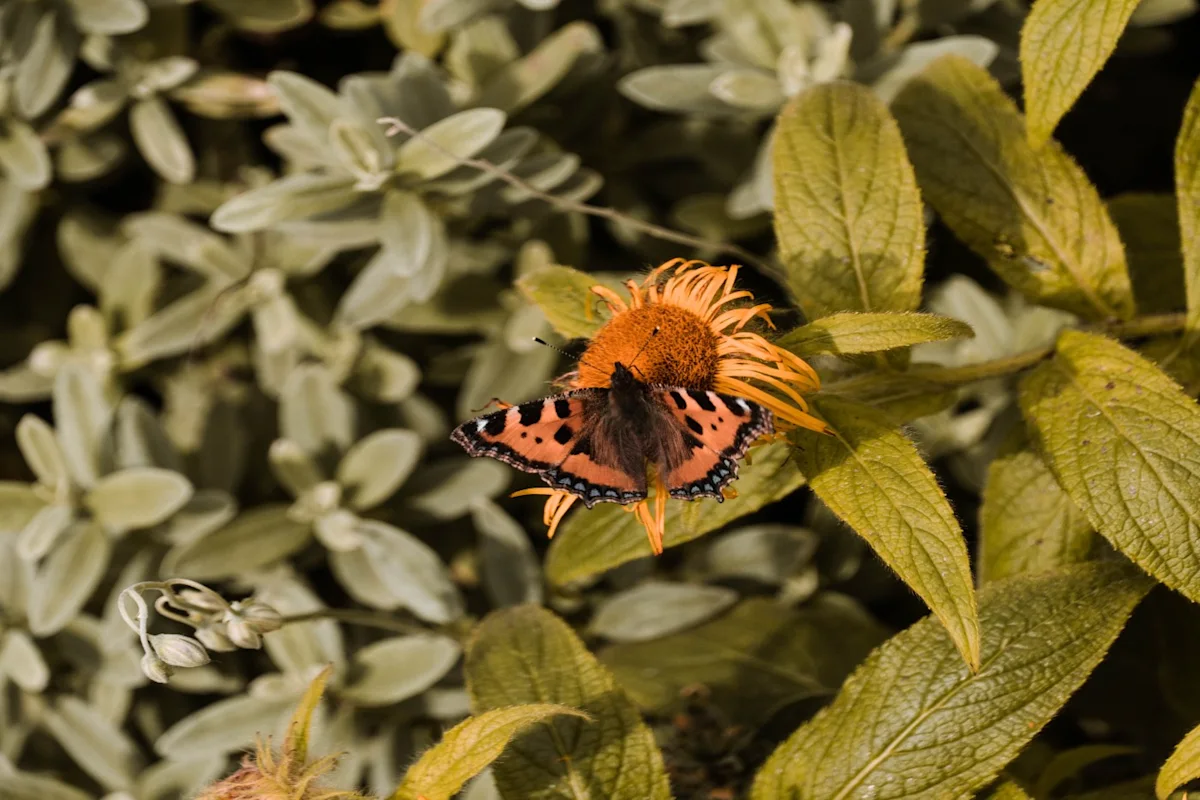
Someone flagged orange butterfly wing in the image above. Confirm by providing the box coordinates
[450,393,646,507]
[652,388,773,501]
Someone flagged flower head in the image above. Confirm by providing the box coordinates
[516,259,826,554]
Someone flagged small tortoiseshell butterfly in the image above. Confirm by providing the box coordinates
[450,359,772,508]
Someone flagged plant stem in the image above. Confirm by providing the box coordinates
[376,116,773,273]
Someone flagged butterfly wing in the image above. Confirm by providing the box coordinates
[450,392,647,507]
[651,388,773,501]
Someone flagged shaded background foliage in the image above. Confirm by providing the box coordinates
[3,1,1200,799]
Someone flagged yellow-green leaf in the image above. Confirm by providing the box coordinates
[1157,722,1200,800]
[774,81,925,319]
[601,596,887,727]
[284,664,333,764]
[1020,0,1140,147]
[796,396,979,669]
[391,704,589,800]
[750,561,1151,800]
[516,264,629,341]
[989,781,1035,800]
[978,428,1094,583]
[1177,76,1200,339]
[465,605,671,800]
[778,312,973,358]
[545,439,804,586]
[1021,330,1200,602]
[892,55,1134,321]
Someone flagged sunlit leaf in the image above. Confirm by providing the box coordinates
[892,55,1134,321]
[1020,0,1140,147]
[392,705,589,800]
[29,522,111,636]
[466,605,671,800]
[1177,76,1200,341]
[774,82,924,318]
[393,109,507,181]
[589,581,737,643]
[778,312,974,358]
[546,440,805,586]
[162,505,311,580]
[130,97,196,185]
[979,429,1094,583]
[341,635,461,707]
[750,562,1151,800]
[796,397,980,669]
[1158,722,1200,800]
[85,468,193,532]
[210,174,360,233]
[1020,330,1200,604]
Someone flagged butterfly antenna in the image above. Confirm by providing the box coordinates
[627,327,660,379]
[532,337,605,374]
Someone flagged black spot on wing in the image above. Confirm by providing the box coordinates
[484,412,507,436]
[553,424,574,445]
[570,435,593,456]
[518,402,544,426]
[669,391,687,410]
[688,390,717,412]
[718,394,750,417]
[685,416,704,435]
[554,398,572,419]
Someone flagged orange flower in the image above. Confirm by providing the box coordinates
[514,258,826,553]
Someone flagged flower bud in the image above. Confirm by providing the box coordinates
[196,624,237,653]
[150,634,211,668]
[141,653,173,684]
[226,619,262,650]
[177,588,227,613]
[238,602,283,634]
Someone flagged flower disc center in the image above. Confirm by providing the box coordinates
[577,304,719,389]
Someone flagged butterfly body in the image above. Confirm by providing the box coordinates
[452,361,773,510]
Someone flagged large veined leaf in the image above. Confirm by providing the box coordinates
[1020,330,1200,604]
[750,561,1151,800]
[391,705,589,800]
[465,605,671,800]
[795,397,980,669]
[1158,722,1200,800]
[1020,0,1141,147]
[978,429,1094,583]
[774,82,924,319]
[545,440,805,586]
[1177,76,1200,340]
[892,55,1134,322]
[778,312,974,358]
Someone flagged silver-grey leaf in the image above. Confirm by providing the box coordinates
[341,634,461,707]
[590,582,739,643]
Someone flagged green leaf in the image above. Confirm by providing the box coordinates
[796,396,980,669]
[892,55,1135,321]
[0,769,92,800]
[62,0,148,34]
[267,71,343,144]
[328,519,464,624]
[989,781,1035,800]
[1177,76,1200,339]
[122,211,250,282]
[750,562,1151,800]
[602,595,887,727]
[407,458,511,520]
[1109,193,1183,314]
[589,581,737,643]
[0,629,49,692]
[517,265,632,340]
[392,705,590,800]
[378,189,437,276]
[16,414,69,494]
[42,696,141,791]
[699,524,817,584]
[979,429,1095,584]
[0,120,52,191]
[15,8,78,119]
[279,364,355,456]
[778,312,974,358]
[17,503,73,561]
[471,498,543,608]
[336,428,422,509]
[205,0,314,33]
[545,439,806,586]
[773,81,925,319]
[210,173,360,233]
[393,108,507,181]
[618,65,733,115]
[114,286,252,368]
[85,467,193,533]
[130,96,196,185]
[0,482,48,537]
[1020,0,1140,147]
[52,364,112,490]
[162,505,312,580]
[341,634,461,707]
[155,693,295,757]
[1020,330,1200,604]
[1157,723,1200,800]
[29,522,112,637]
[476,21,603,114]
[466,605,671,800]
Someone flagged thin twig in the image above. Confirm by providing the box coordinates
[280,608,429,636]
[377,116,774,273]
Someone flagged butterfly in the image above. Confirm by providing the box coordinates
[450,359,773,510]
